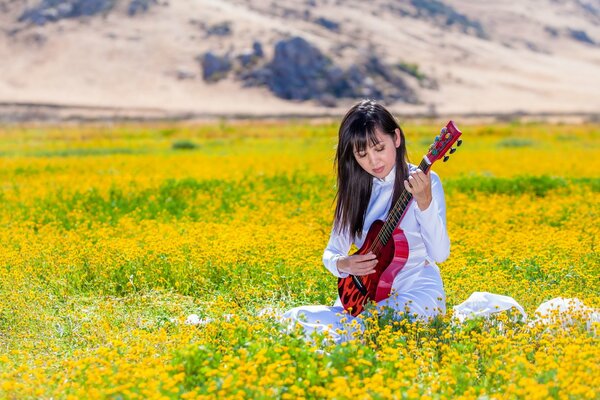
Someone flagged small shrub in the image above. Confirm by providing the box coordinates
[172,140,199,150]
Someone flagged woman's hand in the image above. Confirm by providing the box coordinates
[336,252,378,276]
[404,169,432,211]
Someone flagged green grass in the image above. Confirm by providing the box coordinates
[444,175,599,197]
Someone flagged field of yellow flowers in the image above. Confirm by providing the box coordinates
[0,121,598,399]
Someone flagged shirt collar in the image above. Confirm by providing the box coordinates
[373,165,396,185]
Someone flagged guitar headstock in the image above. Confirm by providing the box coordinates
[426,121,463,164]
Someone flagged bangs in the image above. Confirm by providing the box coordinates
[348,120,382,154]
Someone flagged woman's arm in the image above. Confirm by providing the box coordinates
[323,226,352,278]
[323,226,378,278]
[413,171,451,263]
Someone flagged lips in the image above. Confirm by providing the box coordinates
[373,166,385,174]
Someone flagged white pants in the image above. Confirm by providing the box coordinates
[282,263,446,343]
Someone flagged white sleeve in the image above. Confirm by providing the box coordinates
[413,171,450,263]
[322,225,352,278]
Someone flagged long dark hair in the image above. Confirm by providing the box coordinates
[334,99,409,239]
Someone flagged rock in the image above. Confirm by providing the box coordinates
[404,0,487,39]
[345,56,418,102]
[176,69,196,80]
[206,22,232,37]
[18,0,114,25]
[544,26,559,37]
[252,41,264,58]
[258,36,333,100]
[237,52,256,68]
[241,36,418,104]
[314,17,340,32]
[236,41,264,68]
[77,0,111,16]
[56,3,74,17]
[128,0,157,16]
[24,32,48,47]
[198,52,232,82]
[18,0,156,23]
[568,28,596,45]
[317,93,337,107]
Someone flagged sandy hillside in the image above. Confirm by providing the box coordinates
[1,0,599,119]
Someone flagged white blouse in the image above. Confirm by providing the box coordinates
[323,164,450,288]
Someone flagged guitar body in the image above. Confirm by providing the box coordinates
[337,220,409,316]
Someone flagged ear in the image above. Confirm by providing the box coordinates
[394,128,401,148]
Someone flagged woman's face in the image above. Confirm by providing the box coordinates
[353,128,401,179]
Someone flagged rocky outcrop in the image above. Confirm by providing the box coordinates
[198,42,263,82]
[241,37,419,106]
[205,22,232,37]
[314,17,339,32]
[19,0,114,25]
[128,0,157,16]
[384,0,486,39]
[18,0,155,24]
[567,28,596,46]
[198,52,232,82]
[245,37,332,101]
[236,41,264,68]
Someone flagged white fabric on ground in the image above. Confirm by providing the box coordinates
[452,292,527,323]
[282,263,445,343]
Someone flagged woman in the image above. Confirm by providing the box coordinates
[283,99,450,343]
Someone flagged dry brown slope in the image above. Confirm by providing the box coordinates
[0,0,599,118]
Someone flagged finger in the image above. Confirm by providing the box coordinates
[361,250,377,258]
[356,253,377,261]
[415,170,431,186]
[355,259,378,270]
[354,266,376,276]
[356,264,377,276]
[413,170,427,185]
[408,175,419,189]
[356,271,375,276]
[413,174,431,193]
[408,175,423,192]
[404,179,413,193]
[356,263,376,272]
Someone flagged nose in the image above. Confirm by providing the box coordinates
[367,151,378,166]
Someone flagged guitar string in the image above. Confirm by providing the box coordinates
[369,196,406,251]
[369,193,410,253]
[370,176,415,252]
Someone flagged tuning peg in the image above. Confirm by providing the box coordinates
[440,127,447,135]
[457,139,463,147]
[449,147,456,154]
[443,155,450,162]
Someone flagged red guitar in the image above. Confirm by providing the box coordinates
[338,121,463,316]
